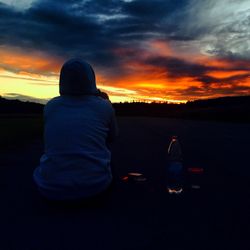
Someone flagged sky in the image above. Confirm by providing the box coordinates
[0,0,250,103]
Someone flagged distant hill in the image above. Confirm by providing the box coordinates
[0,96,44,114]
[187,95,250,107]
[1,95,249,122]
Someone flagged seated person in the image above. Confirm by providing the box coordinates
[33,58,118,201]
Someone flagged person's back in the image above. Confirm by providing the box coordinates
[33,59,117,200]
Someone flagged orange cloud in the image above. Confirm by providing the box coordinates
[1,43,250,103]
[207,70,250,79]
[0,47,62,76]
[146,39,173,57]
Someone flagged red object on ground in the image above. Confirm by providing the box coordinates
[122,176,129,182]
[188,167,204,174]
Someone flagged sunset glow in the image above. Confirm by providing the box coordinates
[0,0,249,103]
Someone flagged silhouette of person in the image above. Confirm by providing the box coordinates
[33,58,118,201]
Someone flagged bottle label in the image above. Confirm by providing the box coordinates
[167,161,183,190]
[168,161,183,174]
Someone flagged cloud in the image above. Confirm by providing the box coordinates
[0,0,249,101]
[3,93,49,104]
[0,0,34,10]
[0,1,191,66]
[1,0,249,67]
[184,0,250,59]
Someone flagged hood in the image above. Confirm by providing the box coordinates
[59,58,98,95]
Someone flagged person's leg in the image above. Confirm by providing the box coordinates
[39,181,114,209]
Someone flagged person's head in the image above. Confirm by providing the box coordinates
[59,58,98,96]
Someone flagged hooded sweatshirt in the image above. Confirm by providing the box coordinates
[33,59,118,200]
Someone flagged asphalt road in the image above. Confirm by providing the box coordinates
[1,117,250,250]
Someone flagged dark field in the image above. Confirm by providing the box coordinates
[1,116,250,250]
[0,114,43,149]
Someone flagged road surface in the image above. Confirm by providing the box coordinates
[1,117,250,250]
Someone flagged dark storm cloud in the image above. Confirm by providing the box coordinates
[197,73,250,86]
[0,0,191,67]
[145,55,250,88]
[103,0,192,41]
[3,93,49,104]
[146,56,213,78]
[178,84,250,98]
[122,0,189,23]
[0,1,116,65]
[0,0,223,69]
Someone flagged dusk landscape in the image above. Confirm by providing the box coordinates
[0,0,250,250]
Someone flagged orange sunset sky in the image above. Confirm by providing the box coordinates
[0,0,249,103]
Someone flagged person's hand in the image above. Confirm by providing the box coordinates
[97,89,110,100]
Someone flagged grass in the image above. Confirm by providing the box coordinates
[0,114,43,150]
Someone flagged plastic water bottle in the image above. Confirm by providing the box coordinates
[167,136,184,194]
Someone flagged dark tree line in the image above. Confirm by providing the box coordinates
[1,95,250,122]
[113,96,250,122]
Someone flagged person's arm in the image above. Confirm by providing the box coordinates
[97,89,110,100]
